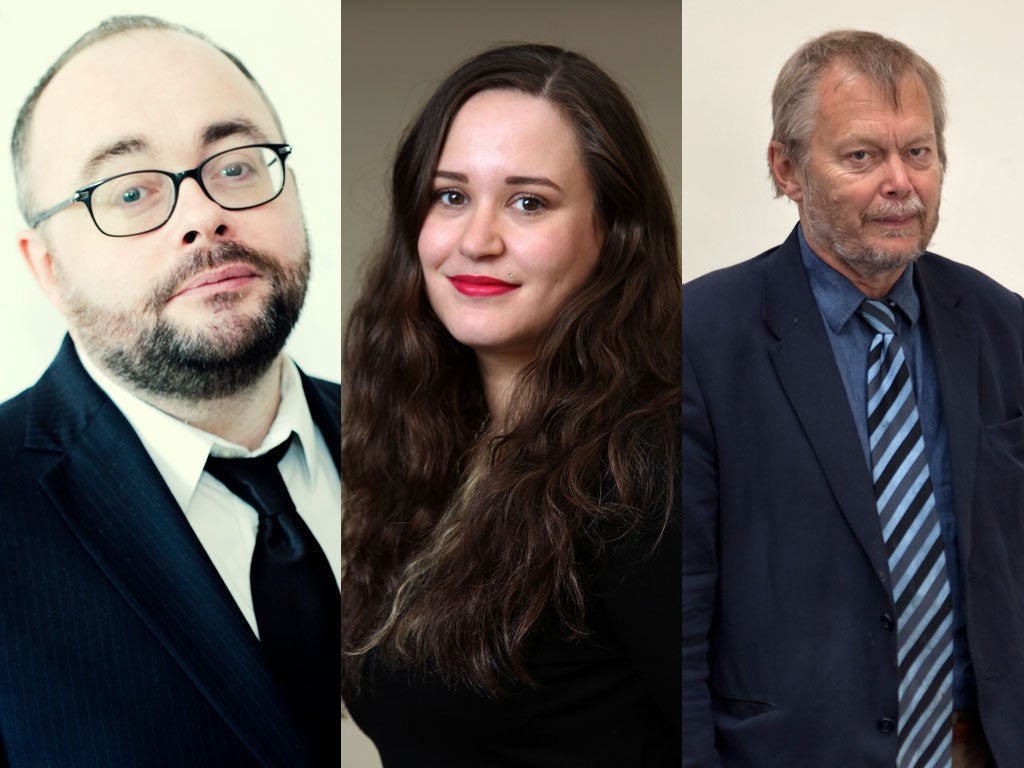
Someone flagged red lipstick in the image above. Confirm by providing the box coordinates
[448,274,519,297]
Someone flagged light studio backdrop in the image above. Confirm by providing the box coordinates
[0,1,341,402]
[340,1,680,764]
[683,0,1024,292]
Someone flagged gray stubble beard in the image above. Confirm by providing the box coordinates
[801,175,940,278]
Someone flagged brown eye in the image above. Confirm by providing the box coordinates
[512,195,545,213]
[436,189,466,206]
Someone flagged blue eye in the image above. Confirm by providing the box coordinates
[93,172,168,216]
[220,163,251,178]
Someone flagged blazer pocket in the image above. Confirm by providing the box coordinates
[710,693,775,720]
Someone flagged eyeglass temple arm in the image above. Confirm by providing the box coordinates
[28,191,87,228]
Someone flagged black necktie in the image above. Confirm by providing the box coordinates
[205,435,340,765]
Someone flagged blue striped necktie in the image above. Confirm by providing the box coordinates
[858,299,953,768]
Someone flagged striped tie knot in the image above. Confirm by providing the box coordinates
[859,298,898,336]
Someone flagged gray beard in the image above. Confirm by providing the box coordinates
[801,178,938,278]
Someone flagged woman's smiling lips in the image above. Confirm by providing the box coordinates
[169,264,261,301]
[448,274,520,297]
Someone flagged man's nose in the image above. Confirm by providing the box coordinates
[172,177,232,245]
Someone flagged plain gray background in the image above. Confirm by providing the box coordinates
[340,2,680,763]
[0,1,341,402]
[341,0,682,337]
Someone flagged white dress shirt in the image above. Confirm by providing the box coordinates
[78,352,341,638]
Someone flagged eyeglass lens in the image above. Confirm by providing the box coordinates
[90,146,286,236]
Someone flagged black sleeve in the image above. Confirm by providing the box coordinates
[597,480,682,741]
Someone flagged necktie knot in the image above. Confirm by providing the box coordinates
[858,298,898,336]
[205,436,295,518]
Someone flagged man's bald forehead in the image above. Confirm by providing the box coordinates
[11,15,283,221]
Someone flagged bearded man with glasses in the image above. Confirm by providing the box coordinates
[0,15,339,768]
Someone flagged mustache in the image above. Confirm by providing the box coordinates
[149,241,283,309]
[862,196,927,221]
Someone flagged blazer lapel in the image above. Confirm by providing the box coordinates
[763,231,892,590]
[27,339,315,767]
[915,262,980,568]
[300,371,341,471]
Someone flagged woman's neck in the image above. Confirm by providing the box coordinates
[475,350,527,426]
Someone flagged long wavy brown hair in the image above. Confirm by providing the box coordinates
[342,43,680,699]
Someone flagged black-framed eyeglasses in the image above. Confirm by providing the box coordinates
[29,143,293,237]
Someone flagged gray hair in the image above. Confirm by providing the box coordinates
[769,29,946,196]
[11,15,284,221]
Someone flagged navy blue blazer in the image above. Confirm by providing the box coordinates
[0,336,340,767]
[682,226,1024,766]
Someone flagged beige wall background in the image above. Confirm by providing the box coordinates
[0,1,341,402]
[683,0,1024,291]
[340,1,680,764]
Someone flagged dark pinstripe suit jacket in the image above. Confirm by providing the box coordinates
[0,336,340,767]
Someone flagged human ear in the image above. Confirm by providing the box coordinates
[768,141,805,203]
[19,228,67,314]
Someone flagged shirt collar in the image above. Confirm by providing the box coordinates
[798,223,921,331]
[77,351,320,511]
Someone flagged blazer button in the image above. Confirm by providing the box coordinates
[880,613,896,631]
[877,717,897,734]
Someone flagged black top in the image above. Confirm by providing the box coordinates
[347,504,680,767]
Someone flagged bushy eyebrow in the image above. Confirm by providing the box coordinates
[836,128,936,149]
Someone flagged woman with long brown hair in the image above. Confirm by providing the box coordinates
[342,43,680,766]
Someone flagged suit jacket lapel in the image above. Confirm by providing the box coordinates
[300,371,341,472]
[764,230,892,589]
[27,338,315,767]
[915,262,980,568]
